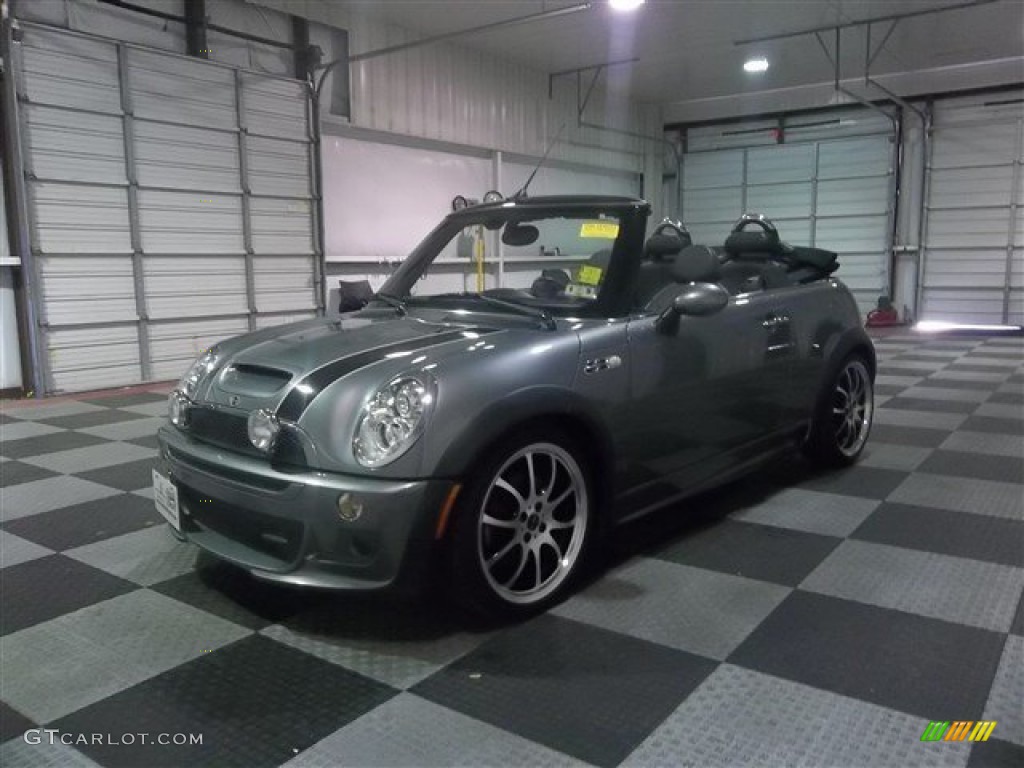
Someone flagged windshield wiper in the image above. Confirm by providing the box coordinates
[468,293,556,330]
[373,292,407,315]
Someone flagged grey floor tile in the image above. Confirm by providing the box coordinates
[0,431,110,461]
[76,457,157,492]
[889,473,1024,520]
[983,635,1024,747]
[876,374,924,388]
[942,431,1024,458]
[0,402,104,421]
[76,416,165,442]
[552,557,790,660]
[0,530,54,568]
[0,422,66,442]
[21,441,156,475]
[729,487,881,537]
[975,402,1024,421]
[961,415,1024,435]
[0,739,101,768]
[65,525,198,586]
[874,408,968,431]
[953,356,1020,369]
[801,540,1024,632]
[622,664,967,768]
[860,442,934,472]
[901,386,996,403]
[119,400,168,417]
[0,476,123,522]
[797,465,908,501]
[929,369,1009,384]
[79,392,168,408]
[0,590,250,723]
[284,693,589,768]
[35,409,150,431]
[0,461,59,488]
[919,450,1024,484]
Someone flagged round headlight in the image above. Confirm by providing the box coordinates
[179,349,219,400]
[247,409,280,453]
[168,391,190,428]
[353,375,434,467]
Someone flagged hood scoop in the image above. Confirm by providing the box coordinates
[220,363,293,398]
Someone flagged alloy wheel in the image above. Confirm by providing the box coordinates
[831,359,873,457]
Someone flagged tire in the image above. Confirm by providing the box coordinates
[448,427,595,621]
[803,355,875,468]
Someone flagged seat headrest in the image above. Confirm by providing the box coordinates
[724,230,782,260]
[673,245,721,284]
[588,248,612,269]
[644,233,686,262]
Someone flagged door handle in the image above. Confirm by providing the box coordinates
[762,314,790,329]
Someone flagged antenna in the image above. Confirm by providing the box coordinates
[513,122,567,200]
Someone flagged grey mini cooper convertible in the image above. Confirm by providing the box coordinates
[155,195,874,618]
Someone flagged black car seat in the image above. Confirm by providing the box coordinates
[530,268,570,298]
[673,244,721,284]
[634,223,692,307]
[719,215,786,295]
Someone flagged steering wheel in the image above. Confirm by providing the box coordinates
[730,213,779,239]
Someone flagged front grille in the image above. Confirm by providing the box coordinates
[179,484,304,565]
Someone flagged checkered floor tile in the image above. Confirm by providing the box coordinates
[1,335,1022,767]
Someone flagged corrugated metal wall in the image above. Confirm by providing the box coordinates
[15,23,318,393]
[679,108,896,315]
[920,90,1024,325]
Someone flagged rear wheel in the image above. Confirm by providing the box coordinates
[449,429,593,620]
[803,355,874,467]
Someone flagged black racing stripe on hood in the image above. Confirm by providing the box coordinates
[275,329,490,421]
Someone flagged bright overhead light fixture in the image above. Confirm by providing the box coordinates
[609,0,645,11]
[743,57,770,73]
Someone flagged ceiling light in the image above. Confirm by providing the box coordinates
[743,57,770,73]
[609,0,645,11]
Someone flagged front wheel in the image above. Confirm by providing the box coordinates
[449,430,593,620]
[803,355,874,467]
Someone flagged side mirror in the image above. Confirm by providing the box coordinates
[656,282,729,334]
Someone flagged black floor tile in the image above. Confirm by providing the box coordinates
[36,409,149,430]
[127,434,161,450]
[878,367,929,379]
[53,634,397,768]
[988,391,1023,405]
[0,555,137,635]
[917,377,1004,391]
[968,738,1024,768]
[960,416,1024,435]
[947,364,1016,375]
[0,412,19,424]
[651,519,841,586]
[881,397,979,414]
[78,457,157,492]
[1011,592,1024,637]
[79,393,168,408]
[152,560,326,630]
[729,591,1005,720]
[852,503,1024,568]
[2,494,162,551]
[0,430,108,460]
[870,424,953,448]
[412,614,717,768]
[0,700,35,743]
[798,465,908,500]
[875,384,907,396]
[0,460,59,488]
[920,449,1024,484]
[893,353,963,363]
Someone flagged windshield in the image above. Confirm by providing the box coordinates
[377,209,636,318]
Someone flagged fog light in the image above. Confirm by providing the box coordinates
[337,493,363,522]
[168,391,190,427]
[247,409,280,452]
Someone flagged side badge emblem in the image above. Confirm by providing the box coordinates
[584,355,623,374]
[229,395,240,407]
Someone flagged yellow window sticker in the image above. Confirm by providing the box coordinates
[579,220,619,239]
[577,264,603,285]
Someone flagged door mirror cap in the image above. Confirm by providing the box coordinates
[673,282,729,317]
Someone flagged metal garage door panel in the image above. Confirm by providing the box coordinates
[137,190,243,253]
[250,198,312,254]
[816,216,887,253]
[19,28,120,113]
[816,176,890,217]
[773,218,812,246]
[143,256,248,319]
[682,187,743,227]
[927,166,1016,210]
[48,325,142,393]
[253,256,314,312]
[922,290,1006,325]
[747,144,814,184]
[134,122,240,193]
[818,136,890,179]
[923,249,1009,288]
[148,317,250,382]
[746,183,812,219]
[127,49,237,130]
[247,136,310,198]
[683,150,743,190]
[38,255,137,326]
[931,123,1018,169]
[255,312,316,330]
[31,182,131,254]
[24,105,125,184]
[241,74,308,139]
[927,208,1011,249]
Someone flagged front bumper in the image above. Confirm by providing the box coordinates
[157,425,450,591]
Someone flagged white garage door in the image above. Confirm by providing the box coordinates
[15,24,320,393]
[680,108,896,315]
[920,91,1024,326]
